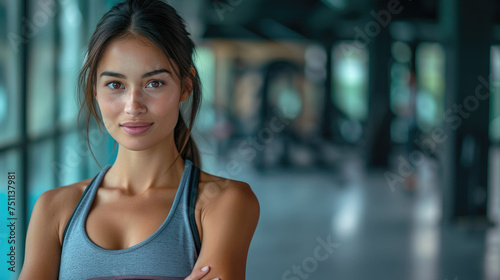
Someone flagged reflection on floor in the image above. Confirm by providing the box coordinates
[201,145,500,280]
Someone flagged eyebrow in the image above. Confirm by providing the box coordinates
[99,69,171,79]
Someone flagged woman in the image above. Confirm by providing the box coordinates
[18,0,260,279]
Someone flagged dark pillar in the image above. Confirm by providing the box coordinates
[440,0,493,224]
[366,20,392,167]
[322,41,333,139]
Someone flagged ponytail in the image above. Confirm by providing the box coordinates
[174,113,200,167]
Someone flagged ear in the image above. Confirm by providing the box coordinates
[180,66,196,103]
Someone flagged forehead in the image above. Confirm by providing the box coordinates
[97,35,173,75]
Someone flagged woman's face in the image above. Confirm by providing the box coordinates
[95,36,189,151]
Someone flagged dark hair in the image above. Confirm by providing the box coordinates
[78,0,201,167]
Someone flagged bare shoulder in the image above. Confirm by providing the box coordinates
[197,171,260,214]
[39,178,91,205]
[33,177,93,244]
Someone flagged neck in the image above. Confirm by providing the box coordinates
[104,139,185,195]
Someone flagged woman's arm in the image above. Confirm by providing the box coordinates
[193,180,260,279]
[18,190,63,280]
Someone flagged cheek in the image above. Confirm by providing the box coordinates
[96,95,123,124]
[154,95,181,123]
[154,84,181,108]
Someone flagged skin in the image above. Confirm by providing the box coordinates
[18,35,260,280]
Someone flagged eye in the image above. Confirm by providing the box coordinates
[106,81,124,90]
[146,80,164,88]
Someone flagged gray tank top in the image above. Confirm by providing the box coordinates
[59,159,201,280]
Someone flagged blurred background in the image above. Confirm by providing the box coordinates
[1,0,500,279]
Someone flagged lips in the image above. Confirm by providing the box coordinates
[120,122,153,135]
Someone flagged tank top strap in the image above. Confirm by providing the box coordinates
[184,160,201,255]
[62,164,112,245]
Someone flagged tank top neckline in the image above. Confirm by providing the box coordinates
[81,159,193,254]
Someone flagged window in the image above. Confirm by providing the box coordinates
[490,46,500,143]
[0,2,21,145]
[332,41,369,121]
[415,43,445,132]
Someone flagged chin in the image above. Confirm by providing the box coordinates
[116,138,155,151]
[116,135,171,152]
[121,144,151,152]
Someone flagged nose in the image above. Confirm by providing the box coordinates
[124,88,147,116]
